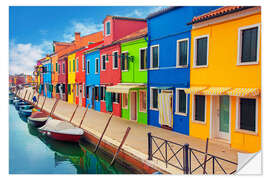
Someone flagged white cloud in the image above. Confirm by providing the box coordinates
[115,6,166,19]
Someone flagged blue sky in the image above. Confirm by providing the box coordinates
[9,6,165,75]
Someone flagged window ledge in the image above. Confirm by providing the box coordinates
[237,61,259,66]
[192,120,206,125]
[139,69,147,71]
[121,70,129,72]
[234,129,258,136]
[176,65,188,68]
[149,68,159,70]
[139,110,147,113]
[122,106,128,109]
[150,107,159,111]
[175,112,187,116]
[192,65,208,68]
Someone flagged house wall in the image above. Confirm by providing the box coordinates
[51,54,58,98]
[68,53,76,104]
[75,49,86,107]
[58,57,68,101]
[42,58,52,98]
[189,12,261,153]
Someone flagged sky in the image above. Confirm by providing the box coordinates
[9,6,166,75]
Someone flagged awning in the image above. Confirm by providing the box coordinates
[106,84,146,94]
[201,87,232,95]
[226,88,260,97]
[184,87,207,94]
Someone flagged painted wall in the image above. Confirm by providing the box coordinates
[68,53,76,104]
[75,49,86,107]
[100,44,121,117]
[42,59,52,98]
[58,57,68,101]
[85,49,101,111]
[51,54,58,98]
[121,38,148,124]
[189,11,261,153]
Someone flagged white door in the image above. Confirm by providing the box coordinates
[212,96,230,140]
[130,91,137,120]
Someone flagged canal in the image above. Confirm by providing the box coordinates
[9,103,138,174]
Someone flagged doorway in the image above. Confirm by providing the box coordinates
[212,96,230,141]
[79,85,82,106]
[130,91,137,120]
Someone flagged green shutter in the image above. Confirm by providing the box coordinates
[73,59,75,72]
[56,63,58,72]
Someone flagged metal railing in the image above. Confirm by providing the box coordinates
[147,133,237,174]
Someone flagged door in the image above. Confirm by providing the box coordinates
[92,87,95,109]
[79,85,82,106]
[130,91,137,120]
[212,96,230,140]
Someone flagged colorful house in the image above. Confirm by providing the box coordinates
[57,55,68,101]
[146,6,219,135]
[107,28,148,124]
[42,56,52,98]
[187,6,261,153]
[51,54,59,98]
[100,16,147,117]
[67,51,77,104]
[84,41,104,111]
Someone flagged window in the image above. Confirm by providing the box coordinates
[140,48,147,70]
[100,86,106,101]
[86,86,89,99]
[58,64,61,74]
[113,51,118,69]
[194,35,208,67]
[122,93,128,109]
[121,52,128,71]
[176,89,187,115]
[94,86,99,101]
[237,98,257,132]
[139,90,147,112]
[69,61,71,72]
[55,84,59,93]
[177,39,188,67]
[95,58,99,73]
[76,58,79,72]
[82,55,85,71]
[101,55,106,70]
[150,88,158,110]
[61,84,66,93]
[73,59,75,72]
[112,93,120,103]
[238,24,260,64]
[76,84,79,96]
[56,63,58,72]
[194,95,206,122]
[63,62,65,74]
[105,21,111,36]
[87,61,90,74]
[150,45,159,69]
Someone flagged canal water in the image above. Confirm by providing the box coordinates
[9,103,137,174]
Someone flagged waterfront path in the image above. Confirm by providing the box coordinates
[18,88,240,174]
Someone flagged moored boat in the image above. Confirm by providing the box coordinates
[19,109,33,117]
[15,101,30,110]
[28,111,49,128]
[39,118,84,142]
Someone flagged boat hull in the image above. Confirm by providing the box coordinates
[19,110,32,117]
[39,130,82,142]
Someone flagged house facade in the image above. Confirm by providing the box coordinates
[187,6,261,153]
[57,55,68,101]
[42,57,52,98]
[67,52,77,104]
[51,54,59,98]
[100,16,147,117]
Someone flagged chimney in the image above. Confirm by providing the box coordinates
[75,32,81,43]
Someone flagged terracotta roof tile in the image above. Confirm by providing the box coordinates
[190,6,255,24]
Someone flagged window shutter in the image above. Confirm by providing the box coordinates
[240,98,256,131]
[195,95,205,122]
[241,27,258,62]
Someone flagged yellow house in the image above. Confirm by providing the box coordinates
[68,52,76,104]
[187,6,261,153]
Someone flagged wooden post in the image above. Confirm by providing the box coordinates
[203,138,209,174]
[49,99,59,116]
[79,104,89,128]
[40,96,47,111]
[110,127,131,166]
[94,113,113,153]
[36,94,40,106]
[69,104,79,122]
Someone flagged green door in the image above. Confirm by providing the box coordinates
[219,96,229,133]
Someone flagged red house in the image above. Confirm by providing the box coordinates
[100,16,147,116]
[75,40,104,107]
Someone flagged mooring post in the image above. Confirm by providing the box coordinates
[40,96,47,111]
[69,104,79,122]
[110,127,131,166]
[49,99,59,116]
[79,104,89,128]
[148,132,152,160]
[203,138,209,174]
[36,94,40,106]
[183,144,189,174]
[94,113,113,153]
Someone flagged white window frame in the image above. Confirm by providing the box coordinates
[192,94,207,124]
[193,35,209,68]
[76,57,79,72]
[122,93,128,109]
[237,24,260,66]
[121,51,129,72]
[139,90,147,113]
[105,21,111,36]
[101,55,106,71]
[176,38,189,68]
[112,51,119,70]
[150,45,159,70]
[95,58,99,74]
[235,96,258,134]
[82,55,85,71]
[139,47,147,71]
[150,87,159,111]
[175,88,188,116]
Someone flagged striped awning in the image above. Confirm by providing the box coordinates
[201,87,232,95]
[106,84,146,94]
[226,88,260,97]
[184,87,207,94]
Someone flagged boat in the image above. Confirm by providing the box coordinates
[19,104,34,110]
[15,101,30,110]
[39,118,84,142]
[19,109,33,117]
[28,111,49,128]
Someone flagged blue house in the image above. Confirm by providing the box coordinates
[85,48,102,111]
[42,58,52,98]
[146,6,219,135]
